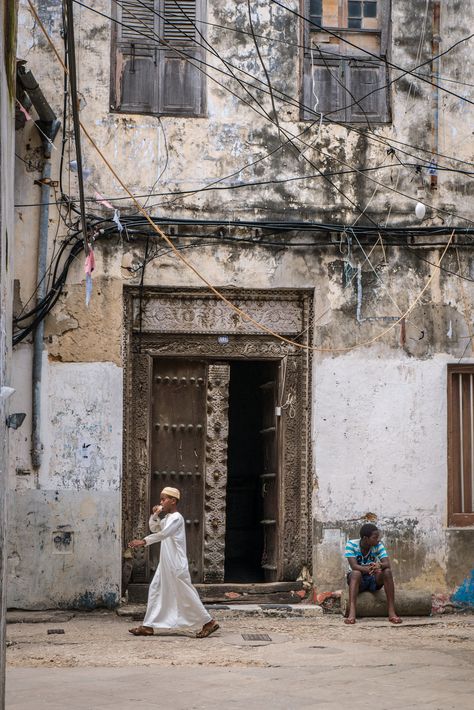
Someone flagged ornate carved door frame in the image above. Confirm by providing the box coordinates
[123,288,313,583]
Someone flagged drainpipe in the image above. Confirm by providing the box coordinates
[17,64,60,470]
[31,161,52,470]
[430,0,441,191]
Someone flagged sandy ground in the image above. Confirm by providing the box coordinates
[6,609,474,667]
[6,611,474,709]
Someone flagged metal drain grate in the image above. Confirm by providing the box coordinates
[241,633,272,642]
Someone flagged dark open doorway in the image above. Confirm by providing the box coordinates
[224,360,279,582]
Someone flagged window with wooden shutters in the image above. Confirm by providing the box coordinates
[302,0,390,123]
[447,366,474,527]
[110,0,206,116]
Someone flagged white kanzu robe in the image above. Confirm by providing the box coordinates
[142,512,211,630]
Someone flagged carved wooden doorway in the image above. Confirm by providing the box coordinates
[149,358,209,583]
[123,288,313,587]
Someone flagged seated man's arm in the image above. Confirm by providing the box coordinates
[347,557,372,574]
[375,541,391,571]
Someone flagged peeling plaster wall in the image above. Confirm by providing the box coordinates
[10,0,474,607]
[8,362,122,609]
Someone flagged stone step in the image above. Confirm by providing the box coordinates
[127,581,305,605]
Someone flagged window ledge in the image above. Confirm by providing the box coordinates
[445,527,474,531]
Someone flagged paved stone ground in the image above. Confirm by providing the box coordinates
[6,610,474,709]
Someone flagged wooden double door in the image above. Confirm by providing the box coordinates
[148,357,280,584]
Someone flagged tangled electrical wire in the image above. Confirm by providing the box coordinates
[12,214,108,346]
[13,202,474,348]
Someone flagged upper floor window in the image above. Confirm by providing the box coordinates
[110,1,206,117]
[302,0,391,123]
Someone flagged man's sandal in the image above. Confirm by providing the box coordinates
[388,616,403,624]
[196,622,219,638]
[343,618,356,625]
[129,626,154,636]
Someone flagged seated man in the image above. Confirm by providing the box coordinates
[344,522,402,625]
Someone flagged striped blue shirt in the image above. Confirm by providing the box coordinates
[344,539,388,568]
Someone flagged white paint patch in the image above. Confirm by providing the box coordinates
[43,362,123,491]
[313,350,451,521]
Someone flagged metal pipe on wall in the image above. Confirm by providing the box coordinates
[31,160,51,470]
[17,66,60,470]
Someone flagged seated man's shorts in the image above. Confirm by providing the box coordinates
[346,571,381,593]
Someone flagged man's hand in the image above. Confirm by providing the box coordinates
[368,561,381,574]
[128,539,146,549]
[152,505,163,515]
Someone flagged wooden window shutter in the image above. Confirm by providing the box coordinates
[158,0,206,116]
[346,60,390,122]
[447,366,474,527]
[111,1,206,117]
[302,58,345,121]
[113,0,159,114]
[301,1,391,123]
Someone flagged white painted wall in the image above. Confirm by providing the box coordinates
[313,349,474,590]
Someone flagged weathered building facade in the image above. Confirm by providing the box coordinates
[10,0,474,609]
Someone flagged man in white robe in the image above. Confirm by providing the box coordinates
[128,486,219,638]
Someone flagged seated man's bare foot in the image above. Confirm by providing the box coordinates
[196,619,220,638]
[388,615,402,624]
[344,617,356,625]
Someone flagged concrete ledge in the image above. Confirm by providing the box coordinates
[6,611,75,625]
[340,589,432,617]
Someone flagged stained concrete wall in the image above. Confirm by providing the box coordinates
[1,0,18,703]
[10,0,474,608]
[8,361,122,609]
